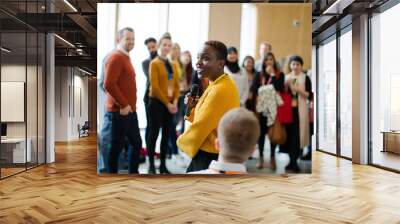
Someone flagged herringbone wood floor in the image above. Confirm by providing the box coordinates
[1,135,400,223]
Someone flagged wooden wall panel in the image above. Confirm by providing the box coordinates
[208,3,242,51]
[256,3,312,71]
[88,77,97,133]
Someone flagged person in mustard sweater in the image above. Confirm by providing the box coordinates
[177,40,240,173]
[147,33,180,174]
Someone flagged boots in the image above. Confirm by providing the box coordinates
[148,157,156,174]
[159,164,171,174]
[256,157,264,169]
[148,162,156,174]
[270,157,276,170]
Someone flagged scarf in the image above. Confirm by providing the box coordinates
[288,72,309,148]
[159,56,173,80]
[225,60,241,74]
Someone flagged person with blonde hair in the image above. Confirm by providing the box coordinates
[190,108,260,174]
[147,32,180,174]
[166,42,184,160]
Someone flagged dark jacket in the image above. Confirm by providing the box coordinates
[142,57,152,103]
[250,71,285,98]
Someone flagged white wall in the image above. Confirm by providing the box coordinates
[1,64,46,164]
[55,67,68,141]
[55,67,89,141]
[1,65,35,137]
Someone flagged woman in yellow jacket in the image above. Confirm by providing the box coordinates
[148,33,180,174]
[177,40,240,172]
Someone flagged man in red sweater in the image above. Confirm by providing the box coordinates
[103,27,142,174]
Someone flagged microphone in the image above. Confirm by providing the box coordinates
[185,84,199,117]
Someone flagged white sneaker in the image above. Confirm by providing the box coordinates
[171,154,178,163]
[175,154,188,168]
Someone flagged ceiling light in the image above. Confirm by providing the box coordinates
[323,0,354,15]
[78,67,92,76]
[54,34,75,48]
[1,47,11,53]
[63,0,78,12]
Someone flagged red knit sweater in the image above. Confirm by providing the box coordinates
[104,50,137,112]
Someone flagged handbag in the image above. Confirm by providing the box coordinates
[268,120,286,145]
[277,92,293,124]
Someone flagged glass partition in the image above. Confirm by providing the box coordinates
[0,1,46,179]
[317,36,337,154]
[371,3,400,171]
[339,29,352,158]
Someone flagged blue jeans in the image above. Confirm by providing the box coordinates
[107,112,142,174]
[98,112,112,173]
[168,120,179,155]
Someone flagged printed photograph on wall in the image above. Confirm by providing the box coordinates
[97,3,313,175]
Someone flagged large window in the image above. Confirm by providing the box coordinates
[97,3,117,132]
[239,3,257,63]
[339,29,352,158]
[371,3,400,171]
[317,36,337,154]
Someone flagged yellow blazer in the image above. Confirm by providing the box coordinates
[149,57,180,106]
[177,74,240,158]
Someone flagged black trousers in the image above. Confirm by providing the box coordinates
[108,112,142,174]
[147,97,172,167]
[144,92,150,148]
[281,108,301,167]
[258,114,277,159]
[186,150,218,173]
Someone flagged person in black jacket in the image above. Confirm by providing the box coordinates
[142,37,158,148]
[250,52,285,170]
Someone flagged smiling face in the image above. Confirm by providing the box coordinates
[265,55,275,68]
[180,52,192,66]
[290,60,303,75]
[244,57,254,72]
[118,30,135,52]
[171,44,181,60]
[159,38,172,57]
[227,51,238,63]
[196,44,225,81]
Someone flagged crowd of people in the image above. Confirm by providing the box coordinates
[98,27,313,175]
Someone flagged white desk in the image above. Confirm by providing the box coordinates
[1,138,31,163]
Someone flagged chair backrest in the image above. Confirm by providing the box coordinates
[82,121,90,129]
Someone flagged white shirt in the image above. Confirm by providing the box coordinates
[224,67,249,106]
[255,59,263,73]
[189,160,247,174]
[117,45,130,56]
